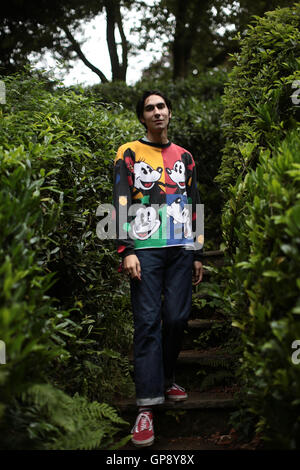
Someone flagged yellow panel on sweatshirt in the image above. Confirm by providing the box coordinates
[115,140,166,194]
[134,141,166,191]
[114,141,136,163]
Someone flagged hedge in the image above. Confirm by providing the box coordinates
[215,3,300,448]
[0,69,141,449]
[216,3,300,203]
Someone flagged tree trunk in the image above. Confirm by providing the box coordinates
[172,0,208,80]
[116,5,128,81]
[104,0,127,81]
[172,0,194,80]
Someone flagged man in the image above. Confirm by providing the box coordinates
[113,90,203,447]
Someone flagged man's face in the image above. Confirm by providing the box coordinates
[141,94,172,133]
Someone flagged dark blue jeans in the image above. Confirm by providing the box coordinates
[130,246,194,406]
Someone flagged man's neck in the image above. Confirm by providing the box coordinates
[145,130,169,145]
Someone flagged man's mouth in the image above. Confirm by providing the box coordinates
[178,182,185,188]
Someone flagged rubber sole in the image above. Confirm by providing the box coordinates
[166,395,188,401]
[132,436,155,447]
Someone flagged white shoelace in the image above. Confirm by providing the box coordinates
[168,383,185,392]
[132,412,153,433]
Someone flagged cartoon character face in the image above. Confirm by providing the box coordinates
[167,197,192,238]
[166,161,186,189]
[132,207,160,240]
[134,162,163,191]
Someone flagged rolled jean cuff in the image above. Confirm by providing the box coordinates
[136,396,165,406]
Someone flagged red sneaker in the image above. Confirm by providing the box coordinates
[131,411,154,447]
[165,383,188,401]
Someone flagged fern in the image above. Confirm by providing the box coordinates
[21,383,130,450]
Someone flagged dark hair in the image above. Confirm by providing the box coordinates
[136,90,172,129]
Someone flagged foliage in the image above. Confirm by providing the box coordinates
[216,3,300,202]
[1,384,130,450]
[0,69,139,449]
[215,3,300,448]
[0,0,100,74]
[224,131,300,448]
[0,0,135,81]
[133,0,292,79]
[0,0,293,82]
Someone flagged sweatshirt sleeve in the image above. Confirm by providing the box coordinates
[186,153,204,262]
[113,146,135,259]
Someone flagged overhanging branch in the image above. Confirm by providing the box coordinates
[62,25,109,83]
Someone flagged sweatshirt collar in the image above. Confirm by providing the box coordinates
[139,138,171,149]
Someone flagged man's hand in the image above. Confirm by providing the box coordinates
[193,261,203,286]
[123,254,141,281]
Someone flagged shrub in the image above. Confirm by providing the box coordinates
[0,69,139,448]
[215,3,300,448]
[226,130,300,448]
[216,3,300,204]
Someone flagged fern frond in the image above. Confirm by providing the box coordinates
[22,383,129,450]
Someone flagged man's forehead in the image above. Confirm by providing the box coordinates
[144,95,166,107]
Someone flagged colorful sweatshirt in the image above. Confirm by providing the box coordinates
[113,138,204,261]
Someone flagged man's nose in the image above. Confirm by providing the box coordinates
[154,107,161,116]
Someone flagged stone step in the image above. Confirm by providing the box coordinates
[119,435,238,451]
[114,390,236,413]
[191,288,228,319]
[178,348,233,365]
[115,249,241,446]
[128,347,233,366]
[127,347,237,392]
[201,250,225,268]
[113,390,237,439]
[183,318,225,349]
[174,348,237,391]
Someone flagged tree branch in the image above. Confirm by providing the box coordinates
[62,25,109,83]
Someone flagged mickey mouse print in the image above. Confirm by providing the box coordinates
[113,138,201,258]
